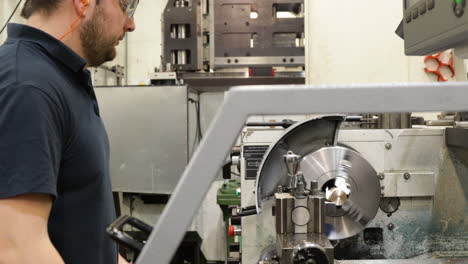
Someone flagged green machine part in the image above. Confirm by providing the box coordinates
[217,180,241,206]
[217,180,241,260]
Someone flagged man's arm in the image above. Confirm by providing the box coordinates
[0,193,64,264]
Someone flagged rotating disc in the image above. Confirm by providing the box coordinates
[300,146,381,240]
[255,116,344,210]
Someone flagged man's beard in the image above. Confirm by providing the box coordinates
[80,8,118,67]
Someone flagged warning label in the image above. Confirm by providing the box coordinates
[243,145,269,180]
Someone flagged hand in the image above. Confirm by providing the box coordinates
[118,254,130,264]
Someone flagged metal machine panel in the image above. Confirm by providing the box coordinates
[402,0,468,57]
[162,0,200,71]
[382,172,435,197]
[240,129,281,262]
[384,129,444,171]
[340,129,443,198]
[213,0,304,68]
[95,86,189,194]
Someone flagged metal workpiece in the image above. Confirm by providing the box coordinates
[325,177,351,206]
[300,146,381,240]
[326,188,348,206]
[276,233,334,264]
[137,83,468,264]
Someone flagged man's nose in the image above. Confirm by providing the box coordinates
[125,17,136,32]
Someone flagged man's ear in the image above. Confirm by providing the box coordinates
[73,0,89,17]
[59,0,91,40]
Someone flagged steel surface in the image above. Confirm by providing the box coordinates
[300,146,381,240]
[95,86,189,194]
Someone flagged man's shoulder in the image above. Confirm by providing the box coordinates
[0,40,62,86]
[0,40,66,99]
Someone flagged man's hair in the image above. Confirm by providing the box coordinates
[20,0,63,19]
[21,0,101,19]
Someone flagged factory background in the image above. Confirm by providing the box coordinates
[1,1,467,263]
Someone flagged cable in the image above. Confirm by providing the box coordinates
[59,5,87,40]
[0,0,23,37]
[196,95,203,140]
[189,97,202,158]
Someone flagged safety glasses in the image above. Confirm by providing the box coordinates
[119,0,139,18]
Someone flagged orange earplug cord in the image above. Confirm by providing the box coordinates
[59,4,88,41]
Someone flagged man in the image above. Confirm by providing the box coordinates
[0,0,137,263]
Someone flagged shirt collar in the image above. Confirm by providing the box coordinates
[7,23,87,73]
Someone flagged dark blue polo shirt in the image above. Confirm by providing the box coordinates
[0,24,117,264]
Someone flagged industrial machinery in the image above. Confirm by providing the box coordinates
[161,0,304,71]
[234,116,468,264]
[105,0,468,263]
[217,179,242,262]
[157,0,306,90]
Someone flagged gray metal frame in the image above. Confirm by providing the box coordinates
[137,83,468,264]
